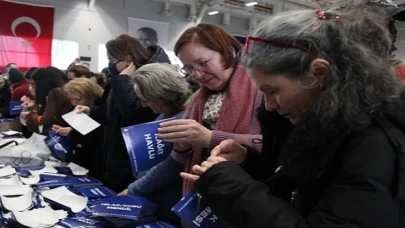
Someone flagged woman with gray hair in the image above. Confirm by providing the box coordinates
[119,63,190,225]
[181,2,405,228]
[133,63,190,119]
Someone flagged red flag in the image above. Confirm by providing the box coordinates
[0,0,54,72]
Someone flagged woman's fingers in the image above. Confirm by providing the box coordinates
[180,172,200,182]
[159,119,192,127]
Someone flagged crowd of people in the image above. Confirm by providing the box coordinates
[0,0,405,227]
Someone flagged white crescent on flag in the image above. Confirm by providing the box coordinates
[11,16,41,39]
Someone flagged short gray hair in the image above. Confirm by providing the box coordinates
[133,63,191,108]
[241,1,404,130]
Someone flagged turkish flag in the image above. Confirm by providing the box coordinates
[0,0,54,72]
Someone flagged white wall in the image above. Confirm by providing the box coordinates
[8,0,405,70]
[11,0,253,71]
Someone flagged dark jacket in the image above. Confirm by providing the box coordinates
[194,99,405,228]
[66,98,105,182]
[90,48,171,191]
[147,46,171,64]
[0,81,11,118]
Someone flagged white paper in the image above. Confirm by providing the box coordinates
[0,187,33,212]
[13,206,60,227]
[55,210,68,220]
[0,185,30,196]
[23,133,52,154]
[29,165,58,176]
[24,133,46,145]
[42,186,88,213]
[68,162,89,176]
[19,174,40,185]
[62,111,100,135]
[1,130,21,136]
[0,174,21,185]
[0,144,51,164]
[44,160,63,167]
[0,165,16,177]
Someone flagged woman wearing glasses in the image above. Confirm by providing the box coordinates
[181,5,405,228]
[157,23,263,197]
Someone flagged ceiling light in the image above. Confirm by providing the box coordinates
[208,11,219,15]
[245,1,258,6]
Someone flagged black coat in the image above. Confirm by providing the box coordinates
[66,99,105,182]
[90,47,170,191]
[194,99,405,228]
[0,81,11,117]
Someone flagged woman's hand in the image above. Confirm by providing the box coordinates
[180,156,227,182]
[211,139,248,164]
[52,125,61,132]
[21,96,35,109]
[19,111,30,120]
[75,105,91,115]
[120,62,136,76]
[118,189,129,196]
[53,126,72,136]
[158,119,212,148]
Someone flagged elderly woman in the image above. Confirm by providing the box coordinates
[119,63,190,224]
[157,24,263,198]
[182,4,405,228]
[52,78,105,181]
[134,63,190,120]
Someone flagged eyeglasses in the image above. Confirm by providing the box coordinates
[245,36,315,57]
[180,56,214,77]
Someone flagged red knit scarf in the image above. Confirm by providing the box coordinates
[183,64,258,195]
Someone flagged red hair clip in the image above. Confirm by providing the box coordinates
[315,9,341,21]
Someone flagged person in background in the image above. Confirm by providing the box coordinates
[95,68,108,89]
[0,75,11,118]
[24,67,39,84]
[5,63,18,78]
[185,77,200,94]
[66,58,90,71]
[75,34,171,191]
[20,67,39,138]
[118,63,191,224]
[46,66,69,83]
[52,78,105,181]
[67,65,92,80]
[137,27,171,64]
[137,27,159,47]
[184,5,405,228]
[369,0,405,78]
[23,68,72,133]
[8,68,30,101]
[20,67,39,108]
[156,24,263,199]
[67,65,106,88]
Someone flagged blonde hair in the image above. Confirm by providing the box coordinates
[64,78,103,102]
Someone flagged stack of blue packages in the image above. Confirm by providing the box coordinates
[59,216,111,228]
[137,221,178,228]
[90,195,158,226]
